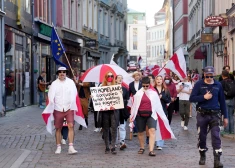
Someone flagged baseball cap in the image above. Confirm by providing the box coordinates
[204,66,215,74]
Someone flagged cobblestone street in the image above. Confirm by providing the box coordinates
[0,106,234,168]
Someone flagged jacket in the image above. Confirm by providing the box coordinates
[119,86,130,124]
[129,81,142,96]
[76,81,90,99]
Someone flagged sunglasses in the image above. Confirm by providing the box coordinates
[142,84,150,88]
[58,71,66,73]
[205,76,214,78]
[107,75,114,78]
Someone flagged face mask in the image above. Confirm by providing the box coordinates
[107,77,113,82]
[165,80,170,84]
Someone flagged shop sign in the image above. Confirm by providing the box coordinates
[204,16,227,27]
[201,33,213,43]
[39,23,52,37]
[85,40,96,48]
[64,31,78,42]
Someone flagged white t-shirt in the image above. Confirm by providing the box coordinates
[134,81,140,92]
[176,82,192,100]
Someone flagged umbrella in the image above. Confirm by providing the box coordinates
[80,64,132,83]
[152,68,171,77]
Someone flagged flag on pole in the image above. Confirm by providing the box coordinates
[51,26,68,68]
[165,47,187,79]
[137,56,143,68]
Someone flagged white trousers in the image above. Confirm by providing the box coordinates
[119,120,126,143]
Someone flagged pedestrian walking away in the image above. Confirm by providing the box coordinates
[37,71,49,109]
[189,66,228,168]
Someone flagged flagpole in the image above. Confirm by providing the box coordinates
[157,61,168,76]
[63,52,75,77]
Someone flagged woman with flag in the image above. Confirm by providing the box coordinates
[129,77,175,156]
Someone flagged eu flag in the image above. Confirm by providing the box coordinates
[51,26,68,68]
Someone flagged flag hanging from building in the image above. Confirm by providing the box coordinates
[51,26,68,68]
[137,56,143,68]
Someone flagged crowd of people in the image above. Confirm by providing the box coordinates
[37,64,235,168]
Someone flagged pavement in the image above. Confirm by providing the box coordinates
[0,106,235,168]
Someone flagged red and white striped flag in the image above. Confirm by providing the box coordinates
[42,78,86,134]
[165,48,187,79]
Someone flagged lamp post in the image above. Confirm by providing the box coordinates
[213,39,225,57]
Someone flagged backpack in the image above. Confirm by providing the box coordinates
[223,80,235,97]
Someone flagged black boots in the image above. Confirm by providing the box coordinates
[199,151,206,165]
[213,151,223,168]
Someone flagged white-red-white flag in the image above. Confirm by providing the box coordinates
[165,48,187,79]
[42,78,87,134]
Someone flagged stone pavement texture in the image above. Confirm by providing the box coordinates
[0,106,235,168]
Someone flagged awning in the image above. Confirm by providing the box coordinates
[194,48,206,59]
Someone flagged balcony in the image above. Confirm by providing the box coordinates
[99,34,110,46]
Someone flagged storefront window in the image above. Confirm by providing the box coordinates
[71,56,81,71]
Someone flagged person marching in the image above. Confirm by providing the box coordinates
[176,77,192,130]
[129,77,176,156]
[115,75,130,150]
[101,72,119,154]
[189,66,228,168]
[129,71,142,137]
[74,70,90,130]
[154,75,171,150]
[47,67,79,154]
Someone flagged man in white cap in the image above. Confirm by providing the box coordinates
[50,67,78,154]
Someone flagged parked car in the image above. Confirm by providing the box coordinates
[127,61,139,72]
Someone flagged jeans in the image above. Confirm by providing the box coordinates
[61,126,68,140]
[38,91,43,106]
[156,140,164,147]
[133,120,138,133]
[224,99,234,133]
[179,100,190,126]
[119,120,126,143]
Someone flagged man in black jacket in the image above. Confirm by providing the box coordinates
[116,75,130,150]
[219,65,234,81]
[129,71,142,136]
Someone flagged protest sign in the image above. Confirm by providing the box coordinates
[90,85,124,111]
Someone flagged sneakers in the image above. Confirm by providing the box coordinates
[181,120,185,127]
[156,146,162,150]
[184,126,188,130]
[39,105,45,109]
[94,128,101,132]
[133,132,138,137]
[55,146,61,154]
[61,139,66,145]
[68,146,78,154]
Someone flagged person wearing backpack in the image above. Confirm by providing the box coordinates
[220,70,235,134]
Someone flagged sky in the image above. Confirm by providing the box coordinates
[127,0,165,27]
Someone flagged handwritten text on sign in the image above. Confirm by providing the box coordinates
[90,85,124,111]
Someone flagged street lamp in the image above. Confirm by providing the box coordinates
[213,40,225,57]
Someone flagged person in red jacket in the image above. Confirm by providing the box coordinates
[164,75,177,125]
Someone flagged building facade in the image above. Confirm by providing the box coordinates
[4,0,33,110]
[187,0,215,73]
[173,0,189,66]
[98,0,127,68]
[127,9,147,68]
[0,0,5,111]
[147,9,166,66]
[163,0,173,61]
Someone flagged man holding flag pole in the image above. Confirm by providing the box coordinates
[42,25,86,154]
